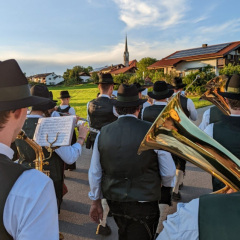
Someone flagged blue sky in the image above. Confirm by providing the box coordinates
[0,0,240,75]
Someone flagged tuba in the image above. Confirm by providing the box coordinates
[16,130,50,176]
[138,93,240,193]
[199,75,230,115]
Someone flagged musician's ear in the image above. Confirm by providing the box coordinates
[13,108,27,120]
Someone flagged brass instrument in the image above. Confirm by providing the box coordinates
[199,75,230,115]
[138,93,240,193]
[16,130,50,176]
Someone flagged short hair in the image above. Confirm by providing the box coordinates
[227,98,240,110]
[0,111,11,131]
[99,83,113,92]
[115,106,140,115]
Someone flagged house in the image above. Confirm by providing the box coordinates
[79,72,91,82]
[28,73,64,85]
[90,64,125,75]
[148,41,240,76]
[110,59,138,76]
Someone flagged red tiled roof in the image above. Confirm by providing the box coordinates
[148,41,240,69]
[110,60,138,75]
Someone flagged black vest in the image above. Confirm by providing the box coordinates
[199,192,240,240]
[213,115,240,159]
[180,95,190,118]
[98,117,162,202]
[209,106,224,124]
[57,105,71,115]
[88,97,117,130]
[142,104,165,123]
[0,154,29,240]
[15,118,64,211]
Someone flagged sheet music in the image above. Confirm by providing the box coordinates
[33,116,75,147]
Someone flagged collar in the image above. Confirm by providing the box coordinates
[27,115,43,118]
[230,114,240,117]
[0,143,14,160]
[153,101,167,106]
[99,94,110,99]
[118,114,137,119]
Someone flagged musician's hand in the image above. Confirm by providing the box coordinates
[89,199,103,224]
[78,122,89,140]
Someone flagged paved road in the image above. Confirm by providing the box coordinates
[59,106,212,240]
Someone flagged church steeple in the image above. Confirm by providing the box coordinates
[123,35,129,67]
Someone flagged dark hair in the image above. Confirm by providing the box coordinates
[115,106,140,115]
[227,98,240,110]
[99,83,113,92]
[0,110,11,131]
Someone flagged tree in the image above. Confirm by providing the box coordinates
[91,72,99,84]
[113,73,134,89]
[219,63,240,75]
[135,57,157,80]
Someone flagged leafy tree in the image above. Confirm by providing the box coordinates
[91,72,99,84]
[135,57,157,80]
[219,63,240,75]
[113,73,134,89]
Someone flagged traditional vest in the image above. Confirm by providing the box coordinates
[142,104,165,123]
[98,117,162,202]
[57,105,71,115]
[209,106,224,124]
[88,97,117,140]
[180,95,190,118]
[213,115,240,158]
[199,192,240,240]
[0,154,29,240]
[15,118,64,212]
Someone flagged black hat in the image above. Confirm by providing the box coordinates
[96,73,116,85]
[59,90,71,99]
[113,84,147,107]
[0,59,51,111]
[134,82,146,92]
[148,81,174,100]
[172,77,187,90]
[31,85,56,111]
[219,74,240,100]
[49,91,57,103]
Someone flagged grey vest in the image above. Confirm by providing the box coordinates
[199,192,240,240]
[209,106,224,124]
[98,117,162,202]
[143,104,165,123]
[0,154,29,240]
[15,118,64,211]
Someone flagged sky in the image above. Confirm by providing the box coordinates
[0,0,240,76]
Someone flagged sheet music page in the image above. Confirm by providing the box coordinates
[33,116,75,147]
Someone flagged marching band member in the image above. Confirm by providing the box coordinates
[0,59,58,240]
[89,84,176,240]
[157,74,240,240]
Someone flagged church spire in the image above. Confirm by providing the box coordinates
[123,35,129,67]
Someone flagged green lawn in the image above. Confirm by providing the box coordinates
[49,84,212,118]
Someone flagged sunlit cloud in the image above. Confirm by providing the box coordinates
[112,0,189,29]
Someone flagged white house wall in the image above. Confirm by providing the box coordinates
[80,76,91,82]
[46,74,64,85]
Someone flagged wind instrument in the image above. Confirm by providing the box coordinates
[138,93,240,193]
[16,130,50,176]
[199,75,230,115]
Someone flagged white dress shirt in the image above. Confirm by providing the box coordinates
[199,108,211,131]
[2,143,59,240]
[86,94,118,121]
[141,101,167,120]
[59,105,76,115]
[88,114,176,201]
[27,115,82,164]
[185,96,198,121]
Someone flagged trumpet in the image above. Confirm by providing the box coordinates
[138,93,240,193]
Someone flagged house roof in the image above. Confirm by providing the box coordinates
[110,59,137,75]
[148,41,240,69]
[32,73,53,78]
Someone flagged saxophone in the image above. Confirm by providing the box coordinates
[16,130,50,176]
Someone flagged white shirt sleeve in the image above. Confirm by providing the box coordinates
[51,111,60,117]
[203,123,214,138]
[55,143,82,164]
[157,198,199,240]
[155,150,176,187]
[141,107,145,120]
[68,107,76,115]
[187,98,198,121]
[4,169,59,240]
[199,108,210,131]
[87,101,90,121]
[88,133,103,200]
[113,106,119,117]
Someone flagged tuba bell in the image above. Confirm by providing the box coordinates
[199,75,230,115]
[138,93,240,193]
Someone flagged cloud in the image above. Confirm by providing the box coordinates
[112,0,189,29]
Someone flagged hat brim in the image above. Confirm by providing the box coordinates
[148,90,174,100]
[138,87,146,92]
[113,98,147,107]
[218,91,240,100]
[0,95,52,111]
[173,83,187,90]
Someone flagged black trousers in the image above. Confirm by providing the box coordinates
[107,200,159,240]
